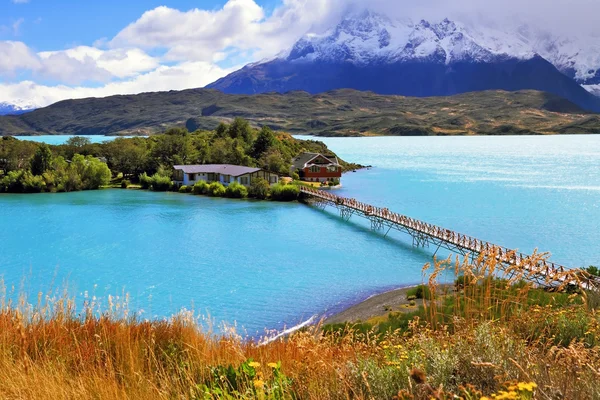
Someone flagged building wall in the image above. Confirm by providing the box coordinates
[302,166,342,179]
[182,173,209,186]
[175,169,279,187]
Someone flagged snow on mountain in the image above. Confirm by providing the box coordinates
[283,11,600,86]
[583,84,600,97]
[0,102,36,116]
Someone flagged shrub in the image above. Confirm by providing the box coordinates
[586,265,599,277]
[192,181,209,195]
[406,284,432,300]
[270,182,299,201]
[139,173,152,189]
[21,172,46,193]
[152,174,172,191]
[178,185,189,193]
[248,177,270,200]
[225,182,248,198]
[292,172,300,181]
[121,179,131,189]
[0,170,25,192]
[207,182,226,197]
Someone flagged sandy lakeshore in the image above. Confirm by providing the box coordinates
[324,286,420,324]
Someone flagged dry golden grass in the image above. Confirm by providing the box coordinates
[0,252,598,399]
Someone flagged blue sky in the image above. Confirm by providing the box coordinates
[0,0,597,107]
[0,1,278,50]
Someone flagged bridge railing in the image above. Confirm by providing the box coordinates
[298,186,581,281]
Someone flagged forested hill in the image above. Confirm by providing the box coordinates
[1,89,600,137]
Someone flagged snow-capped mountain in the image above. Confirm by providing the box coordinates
[207,11,600,112]
[285,11,600,85]
[0,102,35,116]
[285,12,530,65]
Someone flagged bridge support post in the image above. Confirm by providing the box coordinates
[369,217,384,231]
[412,232,430,248]
[339,206,354,221]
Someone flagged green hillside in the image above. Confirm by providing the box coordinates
[1,88,598,137]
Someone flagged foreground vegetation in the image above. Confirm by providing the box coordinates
[0,119,358,193]
[1,89,599,137]
[1,252,598,399]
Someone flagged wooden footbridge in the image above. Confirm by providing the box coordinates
[299,186,599,291]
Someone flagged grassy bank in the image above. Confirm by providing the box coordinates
[1,253,598,399]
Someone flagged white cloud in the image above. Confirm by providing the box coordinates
[0,61,236,108]
[38,46,159,79]
[111,1,265,61]
[0,41,159,84]
[3,0,600,107]
[0,41,41,74]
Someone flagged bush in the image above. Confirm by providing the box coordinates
[178,185,189,193]
[406,284,432,300]
[139,173,152,189]
[138,172,172,191]
[21,172,46,193]
[248,177,270,200]
[121,179,131,189]
[270,182,299,201]
[192,181,209,195]
[586,266,599,277]
[225,181,248,198]
[292,172,300,181]
[207,182,226,197]
[151,174,172,191]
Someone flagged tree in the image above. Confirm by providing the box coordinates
[0,138,38,173]
[150,134,196,166]
[104,138,148,178]
[260,149,289,175]
[70,154,111,190]
[248,178,270,200]
[215,122,228,139]
[227,118,253,144]
[252,126,276,159]
[66,136,92,148]
[30,144,53,176]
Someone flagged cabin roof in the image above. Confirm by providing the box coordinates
[291,152,340,170]
[173,164,263,177]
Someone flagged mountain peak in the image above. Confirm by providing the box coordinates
[285,12,499,65]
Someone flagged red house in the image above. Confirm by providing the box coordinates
[291,152,342,183]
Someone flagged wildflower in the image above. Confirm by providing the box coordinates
[268,362,278,369]
[517,382,537,392]
[253,379,264,389]
[249,361,261,368]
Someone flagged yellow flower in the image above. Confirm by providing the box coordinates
[268,362,278,369]
[517,382,537,392]
[249,362,261,368]
[253,379,264,389]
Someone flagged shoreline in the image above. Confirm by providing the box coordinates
[322,285,421,325]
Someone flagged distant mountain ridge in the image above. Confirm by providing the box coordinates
[1,89,599,137]
[207,11,600,112]
[0,102,35,116]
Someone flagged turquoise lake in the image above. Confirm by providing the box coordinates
[1,135,599,335]
[13,135,140,145]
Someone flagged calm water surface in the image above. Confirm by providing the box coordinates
[1,135,599,334]
[13,135,141,145]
